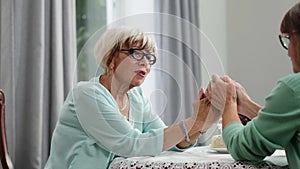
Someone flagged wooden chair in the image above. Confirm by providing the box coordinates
[0,90,14,169]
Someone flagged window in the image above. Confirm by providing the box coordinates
[76,0,155,99]
[76,0,106,81]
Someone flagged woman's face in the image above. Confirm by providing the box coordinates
[288,34,300,73]
[112,43,152,87]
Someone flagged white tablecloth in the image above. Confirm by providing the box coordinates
[109,146,288,169]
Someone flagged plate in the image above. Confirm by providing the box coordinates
[210,147,229,153]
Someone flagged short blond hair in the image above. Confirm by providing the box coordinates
[94,27,157,70]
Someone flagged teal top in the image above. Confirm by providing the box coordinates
[44,77,190,169]
[223,73,300,169]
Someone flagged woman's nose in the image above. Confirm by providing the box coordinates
[138,57,150,67]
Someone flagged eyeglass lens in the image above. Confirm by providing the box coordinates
[133,50,154,59]
[279,35,289,50]
[122,48,156,65]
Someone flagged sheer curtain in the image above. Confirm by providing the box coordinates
[0,0,77,168]
[154,0,201,125]
[154,0,217,145]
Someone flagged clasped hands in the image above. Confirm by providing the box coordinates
[189,74,251,135]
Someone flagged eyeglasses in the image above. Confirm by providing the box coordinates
[119,48,156,65]
[279,34,290,50]
[279,31,298,50]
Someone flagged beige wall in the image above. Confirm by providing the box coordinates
[200,0,297,105]
[200,0,227,88]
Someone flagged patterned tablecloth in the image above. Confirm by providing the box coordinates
[109,146,289,169]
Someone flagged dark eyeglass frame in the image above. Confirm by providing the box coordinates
[279,34,290,50]
[119,48,157,65]
[278,31,298,50]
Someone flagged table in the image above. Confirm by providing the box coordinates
[108,146,288,169]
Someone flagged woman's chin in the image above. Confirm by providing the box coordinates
[130,79,145,87]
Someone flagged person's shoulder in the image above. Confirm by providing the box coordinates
[71,77,107,94]
[280,72,300,80]
[72,78,95,90]
[278,73,300,91]
[279,73,300,83]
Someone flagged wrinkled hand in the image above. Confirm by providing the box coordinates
[192,87,221,133]
[234,81,250,113]
[206,74,227,113]
[207,74,238,113]
[234,81,260,119]
[221,75,237,105]
[192,88,207,123]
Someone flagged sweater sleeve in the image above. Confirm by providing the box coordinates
[140,88,196,152]
[223,79,299,161]
[72,84,164,157]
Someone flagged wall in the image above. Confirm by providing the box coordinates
[200,0,296,105]
[199,0,227,87]
[227,1,295,104]
[106,0,154,24]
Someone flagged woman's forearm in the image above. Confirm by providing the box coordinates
[162,117,195,151]
[222,101,240,129]
[162,115,210,151]
[162,89,214,150]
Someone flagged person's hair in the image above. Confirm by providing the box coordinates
[280,2,300,34]
[94,27,157,71]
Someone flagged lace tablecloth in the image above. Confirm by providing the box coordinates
[109,146,288,169]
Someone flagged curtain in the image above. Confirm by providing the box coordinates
[154,0,217,145]
[0,0,77,168]
[154,0,201,125]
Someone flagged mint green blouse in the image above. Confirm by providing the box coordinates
[223,73,300,169]
[44,77,188,169]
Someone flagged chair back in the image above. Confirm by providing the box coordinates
[0,90,14,169]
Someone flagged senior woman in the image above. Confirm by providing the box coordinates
[208,2,300,169]
[44,27,219,169]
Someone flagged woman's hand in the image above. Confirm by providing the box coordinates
[234,81,260,119]
[209,75,240,129]
[191,87,221,135]
[206,74,240,128]
[206,74,227,113]
[234,82,250,112]
[176,88,211,148]
[208,75,259,119]
[222,75,237,105]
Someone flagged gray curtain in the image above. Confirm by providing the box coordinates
[154,0,201,125]
[0,0,77,168]
[154,0,217,145]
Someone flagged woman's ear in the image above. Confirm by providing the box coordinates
[106,62,115,75]
[109,63,114,70]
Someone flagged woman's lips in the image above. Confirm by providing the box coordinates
[135,70,146,77]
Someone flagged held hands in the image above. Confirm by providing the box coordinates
[234,81,260,119]
[206,74,237,114]
[174,77,254,149]
[234,81,251,114]
[206,74,258,120]
[189,74,255,138]
[206,74,228,113]
[190,87,222,135]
